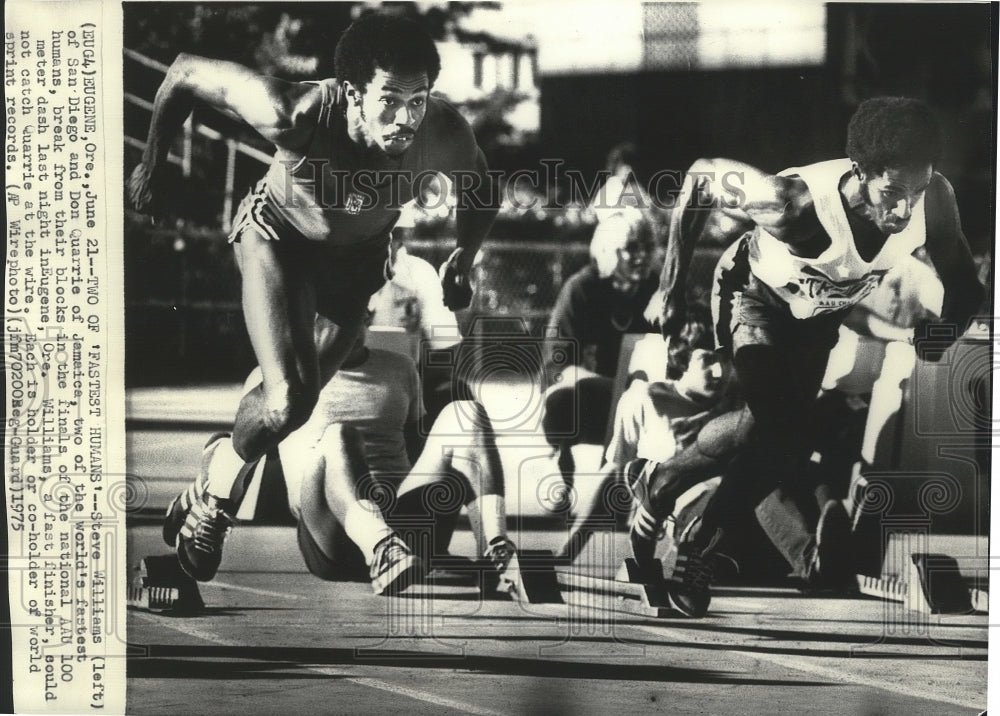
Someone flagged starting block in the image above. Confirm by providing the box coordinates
[127,585,182,612]
[131,554,205,613]
[484,549,564,605]
[855,553,985,615]
[853,532,987,615]
[905,554,975,614]
[423,550,562,603]
[557,558,675,618]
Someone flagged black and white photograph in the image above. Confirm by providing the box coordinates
[4,1,996,714]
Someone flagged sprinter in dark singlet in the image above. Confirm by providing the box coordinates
[128,14,498,580]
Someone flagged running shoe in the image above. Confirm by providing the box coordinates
[162,432,229,547]
[176,494,238,582]
[666,517,731,618]
[370,534,424,596]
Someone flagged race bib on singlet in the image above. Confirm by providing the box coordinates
[782,265,889,316]
[748,158,925,319]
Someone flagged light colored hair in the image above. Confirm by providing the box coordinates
[589,208,651,279]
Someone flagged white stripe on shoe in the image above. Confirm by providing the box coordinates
[632,504,662,540]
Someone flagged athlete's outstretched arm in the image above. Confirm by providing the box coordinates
[920,173,985,342]
[128,53,319,213]
[659,158,802,337]
[454,147,499,263]
[438,114,499,310]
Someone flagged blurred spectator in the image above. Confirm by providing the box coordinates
[590,142,651,222]
[559,304,737,560]
[542,209,659,458]
[368,222,472,422]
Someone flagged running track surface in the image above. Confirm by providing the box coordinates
[125,384,990,715]
[127,526,988,716]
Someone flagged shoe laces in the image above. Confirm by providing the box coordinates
[698,526,740,574]
[372,535,407,573]
[631,503,668,542]
[186,498,236,555]
[674,544,715,592]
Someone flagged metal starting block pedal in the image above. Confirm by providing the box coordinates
[855,553,984,615]
[132,554,205,613]
[484,549,564,604]
[557,558,675,618]
[127,585,182,612]
[905,553,975,614]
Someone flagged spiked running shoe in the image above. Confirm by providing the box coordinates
[667,540,716,618]
[666,517,730,618]
[162,432,230,548]
[176,494,238,582]
[370,534,424,596]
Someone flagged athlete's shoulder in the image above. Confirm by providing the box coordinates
[423,94,478,165]
[294,78,342,127]
[426,93,473,133]
[925,171,958,208]
[281,79,325,115]
[777,159,849,205]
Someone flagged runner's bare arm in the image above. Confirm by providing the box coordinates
[452,147,498,268]
[659,158,804,336]
[128,54,320,212]
[437,112,499,308]
[920,173,984,338]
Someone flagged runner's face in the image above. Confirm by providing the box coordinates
[858,163,933,235]
[357,67,429,156]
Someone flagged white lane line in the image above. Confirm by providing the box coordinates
[131,609,245,647]
[204,579,308,600]
[131,609,512,716]
[340,676,509,716]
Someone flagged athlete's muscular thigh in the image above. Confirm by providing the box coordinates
[234,229,319,397]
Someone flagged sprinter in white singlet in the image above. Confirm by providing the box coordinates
[628,97,985,618]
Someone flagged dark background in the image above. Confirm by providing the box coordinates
[122,2,996,385]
